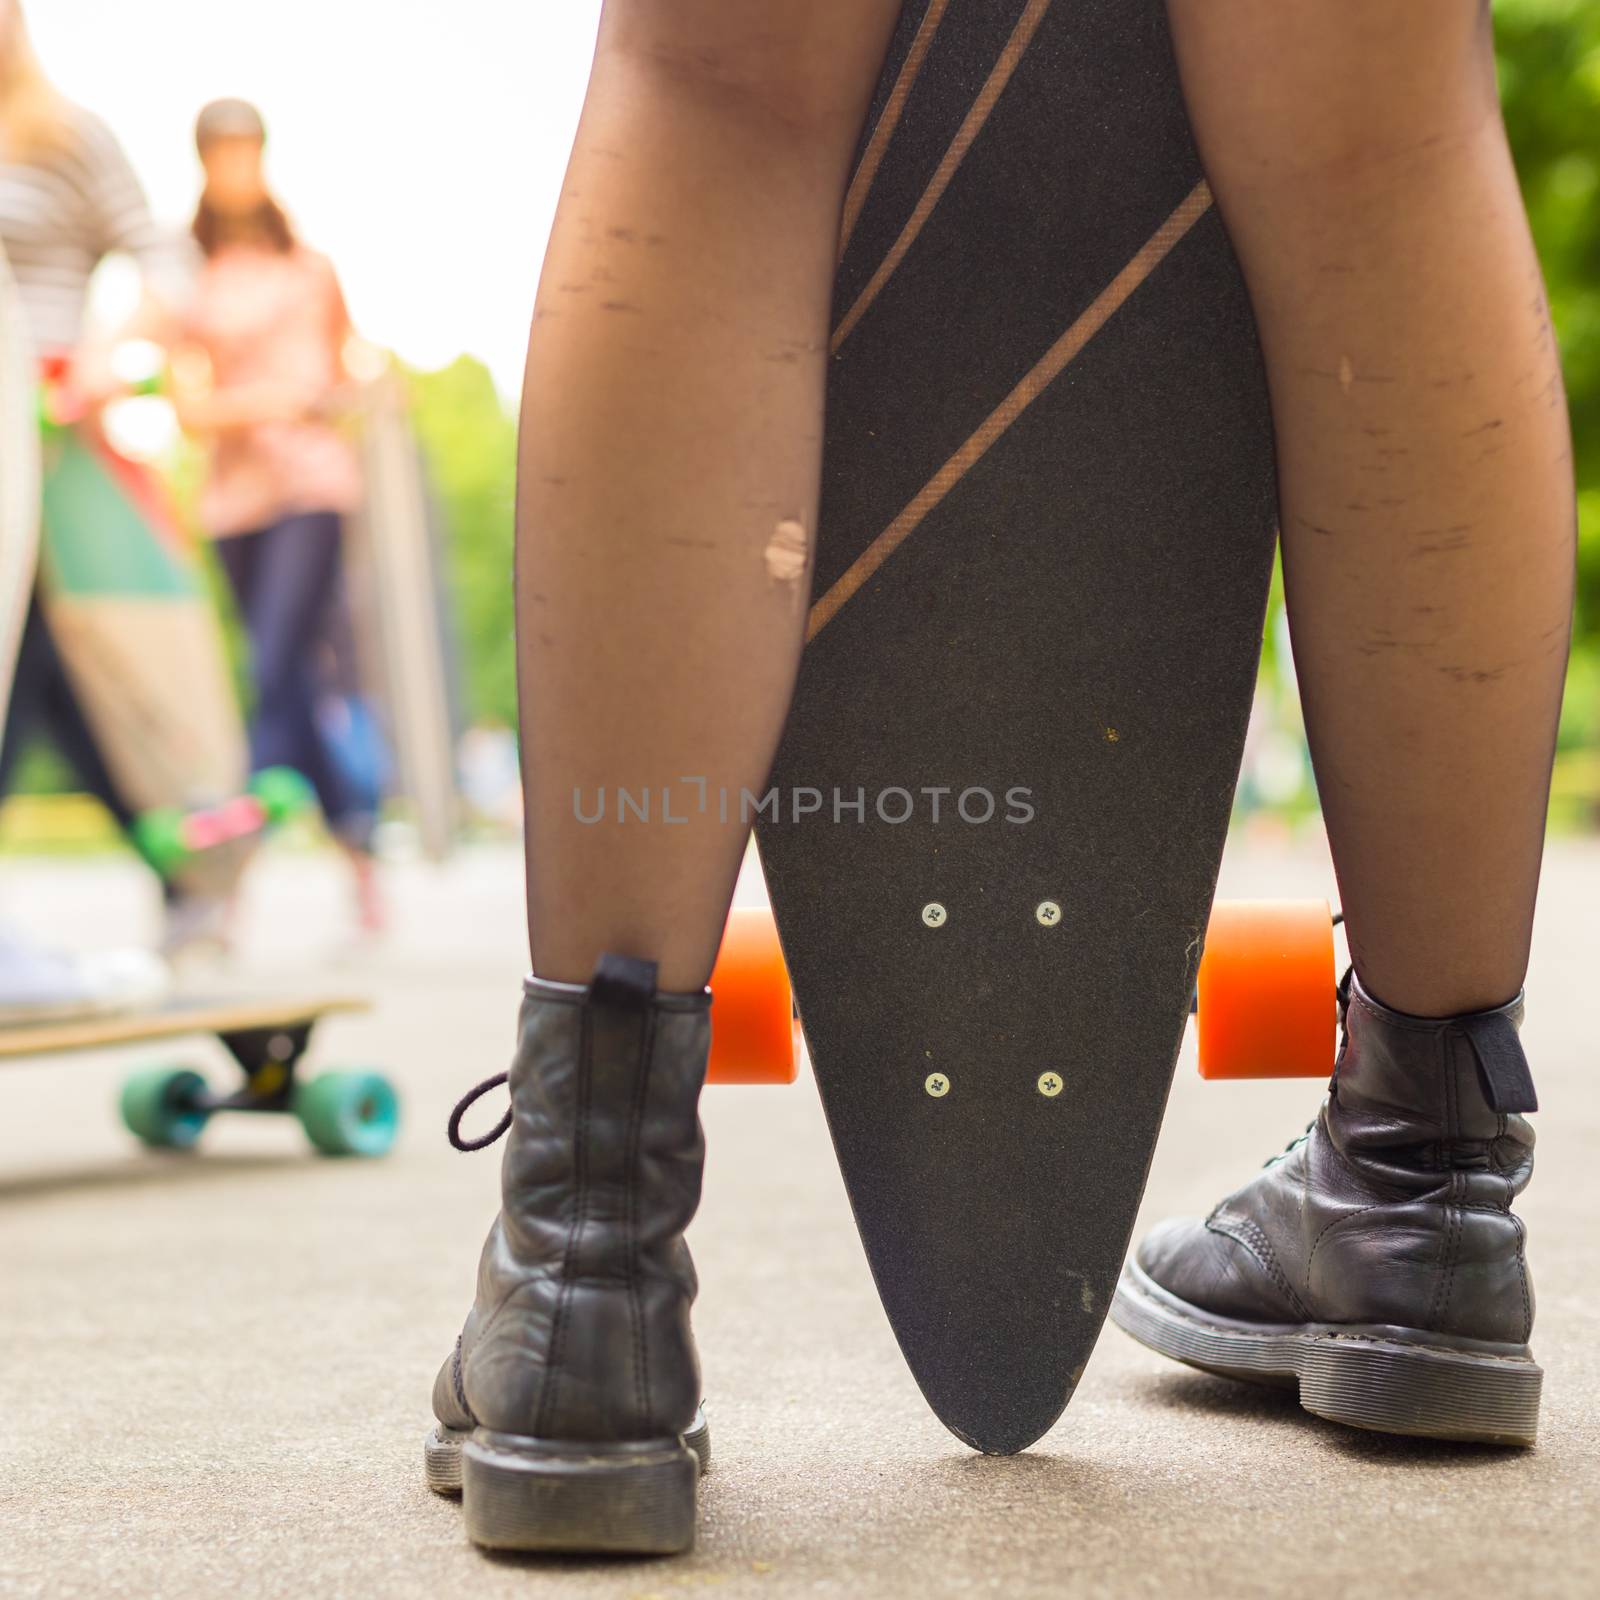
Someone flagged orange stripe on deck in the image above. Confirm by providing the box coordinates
[808,182,1214,643]
[831,0,1055,354]
[837,0,953,263]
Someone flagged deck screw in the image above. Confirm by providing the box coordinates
[1036,900,1062,927]
[921,902,947,928]
[1037,1071,1064,1098]
[924,1072,950,1098]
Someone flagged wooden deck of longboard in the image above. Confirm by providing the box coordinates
[346,392,460,862]
[757,0,1279,1454]
[0,996,368,1061]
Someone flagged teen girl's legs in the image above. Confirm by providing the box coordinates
[1170,0,1573,1017]
[1116,1,1572,1446]
[430,1,902,1554]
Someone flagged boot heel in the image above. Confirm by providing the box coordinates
[423,1425,469,1495]
[1299,1337,1542,1447]
[462,1432,698,1554]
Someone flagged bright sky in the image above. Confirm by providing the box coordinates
[30,0,604,397]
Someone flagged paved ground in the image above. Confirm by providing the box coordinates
[1,835,1595,1599]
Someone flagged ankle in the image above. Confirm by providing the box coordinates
[1349,966,1525,1023]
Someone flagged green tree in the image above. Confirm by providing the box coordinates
[1496,0,1600,760]
[1498,0,1600,566]
[404,356,519,729]
[405,10,1600,783]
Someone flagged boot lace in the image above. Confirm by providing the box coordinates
[1263,1120,1317,1168]
[447,1072,512,1152]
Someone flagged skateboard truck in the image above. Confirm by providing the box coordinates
[199,1018,316,1110]
[87,998,400,1157]
[713,899,1349,1090]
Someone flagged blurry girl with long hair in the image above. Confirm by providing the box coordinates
[173,97,382,933]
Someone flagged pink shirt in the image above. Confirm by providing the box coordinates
[186,245,363,536]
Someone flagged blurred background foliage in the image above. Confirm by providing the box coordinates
[1497,0,1600,805]
[18,1,1596,830]
[404,356,518,731]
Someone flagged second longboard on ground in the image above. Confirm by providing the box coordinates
[756,0,1280,1453]
[0,993,397,1158]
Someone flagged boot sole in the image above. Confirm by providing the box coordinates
[1111,1261,1542,1447]
[423,1406,710,1555]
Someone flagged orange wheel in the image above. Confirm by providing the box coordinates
[1197,900,1337,1080]
[707,907,797,1085]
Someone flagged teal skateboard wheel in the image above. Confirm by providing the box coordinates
[293,1070,400,1157]
[250,766,316,826]
[119,1067,211,1150]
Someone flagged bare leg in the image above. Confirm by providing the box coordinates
[1167,0,1575,1015]
[514,2,901,990]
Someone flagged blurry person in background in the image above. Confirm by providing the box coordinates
[0,0,177,1012]
[0,0,181,380]
[171,98,383,935]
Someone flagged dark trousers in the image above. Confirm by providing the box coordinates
[0,592,136,833]
[214,510,368,842]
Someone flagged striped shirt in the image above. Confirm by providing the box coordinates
[0,105,189,353]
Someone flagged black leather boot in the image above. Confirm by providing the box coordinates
[423,955,712,1553]
[1112,974,1542,1445]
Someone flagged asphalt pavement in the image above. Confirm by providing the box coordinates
[2,835,1594,1598]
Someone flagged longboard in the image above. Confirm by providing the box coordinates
[36,366,249,822]
[0,248,38,714]
[344,380,460,859]
[0,992,398,1158]
[756,0,1279,1453]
